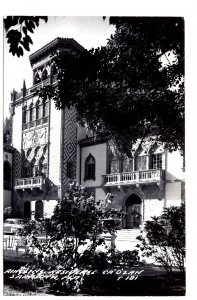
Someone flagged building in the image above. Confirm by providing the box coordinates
[9,38,185,230]
[4,145,14,209]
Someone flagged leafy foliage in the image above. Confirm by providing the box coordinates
[4,206,13,221]
[24,181,124,268]
[136,204,185,275]
[3,117,12,145]
[5,181,140,294]
[37,17,184,156]
[4,16,48,57]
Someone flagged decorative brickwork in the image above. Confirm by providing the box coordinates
[12,149,22,181]
[62,107,77,190]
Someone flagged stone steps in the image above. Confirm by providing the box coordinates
[115,229,142,242]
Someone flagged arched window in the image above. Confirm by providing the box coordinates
[29,103,34,122]
[36,100,41,120]
[23,160,31,178]
[34,72,41,84]
[4,161,12,189]
[84,154,95,181]
[42,68,48,81]
[35,200,43,219]
[24,201,31,219]
[22,105,27,123]
[42,100,49,118]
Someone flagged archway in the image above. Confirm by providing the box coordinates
[24,201,31,219]
[4,161,12,189]
[35,200,43,219]
[125,194,142,229]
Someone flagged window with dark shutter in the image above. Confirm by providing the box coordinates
[84,154,96,181]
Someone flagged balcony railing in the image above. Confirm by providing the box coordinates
[22,116,49,131]
[105,169,165,186]
[15,176,45,190]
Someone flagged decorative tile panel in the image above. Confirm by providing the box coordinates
[62,107,77,189]
[13,149,22,181]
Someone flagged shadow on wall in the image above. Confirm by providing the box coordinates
[12,176,60,218]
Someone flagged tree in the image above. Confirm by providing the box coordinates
[136,204,185,275]
[5,181,139,294]
[3,116,12,145]
[37,17,184,157]
[4,16,48,57]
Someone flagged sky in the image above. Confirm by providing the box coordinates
[3,16,115,118]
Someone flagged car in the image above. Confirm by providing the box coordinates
[3,218,29,235]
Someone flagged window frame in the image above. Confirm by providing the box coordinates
[84,153,96,181]
[151,153,163,170]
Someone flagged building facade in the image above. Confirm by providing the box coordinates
[9,38,185,229]
[4,145,13,209]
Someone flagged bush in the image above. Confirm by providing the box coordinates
[5,181,126,294]
[136,203,185,275]
[110,249,140,267]
[4,207,13,221]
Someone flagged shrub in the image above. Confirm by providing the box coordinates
[6,181,126,294]
[4,207,13,221]
[136,203,185,275]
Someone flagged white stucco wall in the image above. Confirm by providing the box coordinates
[76,126,94,184]
[165,150,184,180]
[43,200,58,217]
[81,143,107,187]
[76,144,81,184]
[144,199,165,221]
[12,104,22,151]
[95,187,106,203]
[31,199,58,219]
[48,100,61,186]
[165,182,182,202]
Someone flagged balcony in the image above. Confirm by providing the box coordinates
[104,169,165,186]
[15,176,45,190]
[22,116,49,131]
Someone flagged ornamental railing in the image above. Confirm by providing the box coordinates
[22,116,49,131]
[15,176,45,190]
[105,169,165,185]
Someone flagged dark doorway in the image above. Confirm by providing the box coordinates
[125,194,142,229]
[35,200,43,219]
[24,201,31,219]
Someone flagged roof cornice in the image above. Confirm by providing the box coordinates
[29,37,86,66]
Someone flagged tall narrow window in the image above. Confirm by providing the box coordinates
[122,158,133,172]
[36,100,41,120]
[42,68,48,81]
[42,100,49,117]
[109,159,120,173]
[136,156,147,171]
[4,161,12,189]
[22,106,27,123]
[29,103,34,122]
[34,71,41,84]
[35,200,43,219]
[84,154,95,181]
[152,153,162,169]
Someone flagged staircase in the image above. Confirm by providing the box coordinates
[116,229,142,242]
[113,229,142,251]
